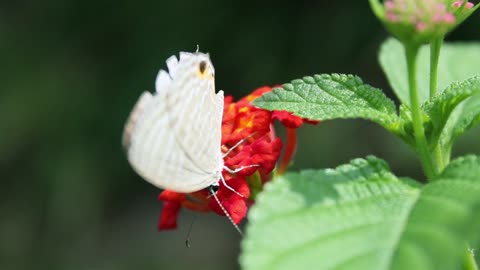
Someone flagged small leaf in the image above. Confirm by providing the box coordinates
[368,0,385,20]
[379,38,480,107]
[240,156,480,270]
[423,76,480,148]
[450,94,480,140]
[252,74,404,136]
[438,94,480,151]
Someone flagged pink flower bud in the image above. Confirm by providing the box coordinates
[385,0,395,10]
[453,1,463,7]
[443,13,456,24]
[453,1,474,9]
[387,12,399,22]
[416,22,427,31]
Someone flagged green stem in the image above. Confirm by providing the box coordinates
[405,44,437,180]
[434,146,445,172]
[429,38,443,98]
[464,247,478,270]
[443,145,452,165]
[430,38,447,172]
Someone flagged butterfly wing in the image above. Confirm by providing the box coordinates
[123,52,223,193]
[161,52,224,175]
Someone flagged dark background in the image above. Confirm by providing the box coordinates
[1,1,479,269]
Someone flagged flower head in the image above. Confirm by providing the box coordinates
[370,0,478,45]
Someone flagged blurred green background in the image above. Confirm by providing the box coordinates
[1,1,479,269]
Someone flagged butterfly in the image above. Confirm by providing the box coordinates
[122,51,255,234]
[122,51,225,193]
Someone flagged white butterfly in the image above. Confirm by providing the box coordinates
[122,52,226,193]
[123,51,259,235]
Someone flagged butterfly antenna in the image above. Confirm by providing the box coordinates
[185,215,196,248]
[208,186,243,236]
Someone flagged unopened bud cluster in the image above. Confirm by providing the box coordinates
[371,0,476,45]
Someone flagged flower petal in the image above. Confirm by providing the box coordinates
[158,190,186,202]
[158,201,182,230]
[225,135,283,176]
[208,178,250,224]
[272,111,305,128]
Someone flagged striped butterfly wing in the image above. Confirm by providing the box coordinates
[123,52,223,193]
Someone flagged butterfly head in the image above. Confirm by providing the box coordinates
[168,51,215,80]
[193,53,215,81]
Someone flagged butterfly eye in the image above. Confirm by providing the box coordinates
[198,61,207,75]
[197,60,213,79]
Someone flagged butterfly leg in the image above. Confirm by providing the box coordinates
[224,164,259,174]
[222,133,257,158]
[219,173,246,198]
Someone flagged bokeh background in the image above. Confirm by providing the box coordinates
[1,1,479,269]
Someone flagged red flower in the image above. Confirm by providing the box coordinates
[224,135,283,176]
[157,201,181,230]
[222,96,272,146]
[157,190,209,230]
[156,85,319,230]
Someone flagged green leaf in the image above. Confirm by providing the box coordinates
[379,38,480,107]
[368,0,385,20]
[450,94,480,141]
[252,74,403,135]
[240,156,480,270]
[438,94,480,153]
[423,76,480,148]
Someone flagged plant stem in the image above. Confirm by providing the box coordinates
[430,38,447,172]
[429,38,443,98]
[405,44,437,180]
[434,146,445,172]
[464,247,478,270]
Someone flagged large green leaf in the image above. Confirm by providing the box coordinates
[379,38,480,107]
[252,74,404,136]
[423,76,480,148]
[240,156,480,270]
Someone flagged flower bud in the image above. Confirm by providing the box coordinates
[369,0,477,45]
